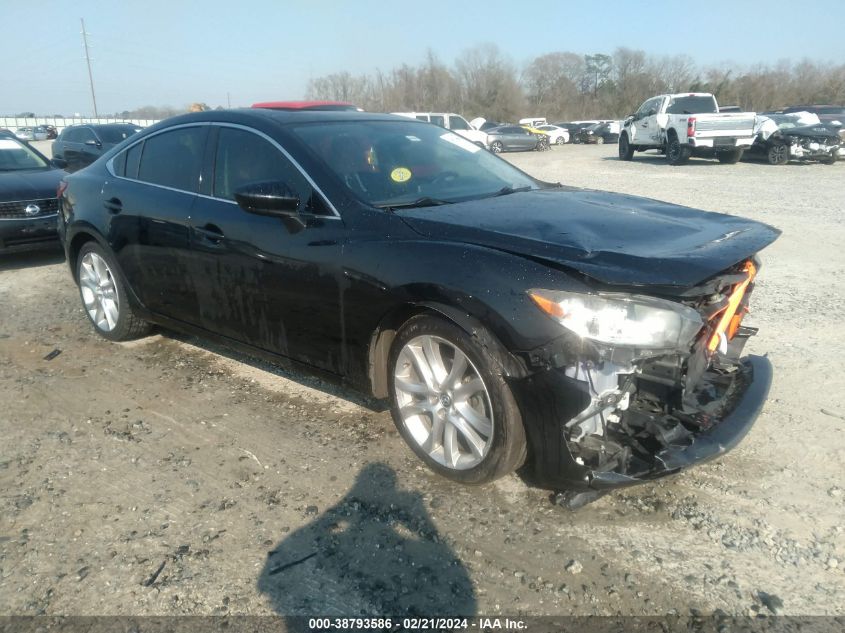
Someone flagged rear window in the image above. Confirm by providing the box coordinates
[666,96,718,114]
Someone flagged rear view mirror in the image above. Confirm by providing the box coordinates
[234,181,300,218]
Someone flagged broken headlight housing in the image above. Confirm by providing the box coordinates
[529,289,703,349]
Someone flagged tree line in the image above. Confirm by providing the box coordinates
[305,45,845,122]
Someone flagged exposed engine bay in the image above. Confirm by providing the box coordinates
[561,260,761,479]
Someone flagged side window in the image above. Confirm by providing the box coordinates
[125,142,143,179]
[78,128,97,143]
[63,128,82,143]
[449,116,470,131]
[112,150,127,176]
[137,127,206,192]
[213,127,329,215]
[415,115,429,121]
[429,115,445,127]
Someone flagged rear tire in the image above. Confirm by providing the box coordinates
[666,135,691,165]
[388,315,527,485]
[618,133,635,161]
[767,143,789,165]
[717,149,743,164]
[76,242,151,341]
[819,153,837,165]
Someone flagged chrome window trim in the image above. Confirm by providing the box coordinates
[105,121,341,219]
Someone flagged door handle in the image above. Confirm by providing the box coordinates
[194,224,225,245]
[103,198,122,213]
[642,122,648,127]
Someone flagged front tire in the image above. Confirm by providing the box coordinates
[76,242,151,341]
[618,133,635,160]
[388,315,526,484]
[595,136,605,145]
[490,141,503,154]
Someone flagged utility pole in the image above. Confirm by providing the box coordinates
[227,92,231,108]
[80,18,98,117]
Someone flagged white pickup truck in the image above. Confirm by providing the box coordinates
[619,93,756,165]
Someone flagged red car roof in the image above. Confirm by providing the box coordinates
[250,100,362,111]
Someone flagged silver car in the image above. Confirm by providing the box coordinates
[485,125,544,153]
[15,127,48,141]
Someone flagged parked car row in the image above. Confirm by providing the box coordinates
[618,93,842,166]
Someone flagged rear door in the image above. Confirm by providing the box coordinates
[58,128,86,171]
[105,125,209,324]
[186,124,348,371]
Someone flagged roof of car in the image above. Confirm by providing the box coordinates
[156,108,403,128]
[251,100,362,111]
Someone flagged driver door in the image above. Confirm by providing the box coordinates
[186,125,348,373]
[632,98,662,144]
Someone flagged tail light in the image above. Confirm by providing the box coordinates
[687,117,696,137]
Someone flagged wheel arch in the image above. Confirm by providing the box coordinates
[67,227,108,283]
[367,300,528,399]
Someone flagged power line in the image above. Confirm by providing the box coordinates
[81,18,98,117]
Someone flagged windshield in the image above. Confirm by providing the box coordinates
[666,96,718,114]
[291,120,538,207]
[0,138,50,171]
[97,125,141,144]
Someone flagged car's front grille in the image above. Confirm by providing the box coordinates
[0,198,59,219]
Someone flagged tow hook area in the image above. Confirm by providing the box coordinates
[551,489,606,510]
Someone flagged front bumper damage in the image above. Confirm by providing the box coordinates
[512,262,773,504]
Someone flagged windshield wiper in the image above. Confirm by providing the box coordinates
[377,197,451,211]
[488,185,533,198]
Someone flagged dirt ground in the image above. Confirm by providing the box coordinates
[1,142,843,618]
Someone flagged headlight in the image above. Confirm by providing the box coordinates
[528,289,703,349]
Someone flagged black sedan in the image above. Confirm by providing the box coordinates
[485,125,545,153]
[746,114,840,165]
[575,122,620,145]
[52,123,142,172]
[58,109,779,506]
[0,131,66,253]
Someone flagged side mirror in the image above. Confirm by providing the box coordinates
[51,157,68,169]
[234,181,300,218]
[85,139,102,148]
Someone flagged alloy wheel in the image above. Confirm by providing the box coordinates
[491,141,503,153]
[393,335,494,470]
[79,252,120,332]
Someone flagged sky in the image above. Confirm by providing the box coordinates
[4,0,844,116]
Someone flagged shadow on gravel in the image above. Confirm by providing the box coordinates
[161,330,388,412]
[257,463,476,624]
[0,248,64,272]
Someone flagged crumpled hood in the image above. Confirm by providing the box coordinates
[780,124,841,140]
[397,188,781,288]
[0,168,65,202]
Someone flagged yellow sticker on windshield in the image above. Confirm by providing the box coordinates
[390,167,412,183]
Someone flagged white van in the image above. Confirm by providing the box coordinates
[392,112,489,148]
[519,117,547,127]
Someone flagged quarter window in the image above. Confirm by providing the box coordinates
[137,127,206,192]
[125,141,143,179]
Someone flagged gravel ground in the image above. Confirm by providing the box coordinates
[1,142,843,618]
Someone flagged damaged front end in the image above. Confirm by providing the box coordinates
[780,129,840,162]
[516,259,773,504]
